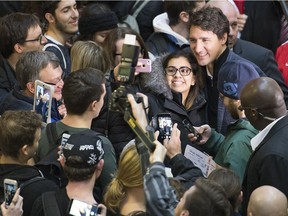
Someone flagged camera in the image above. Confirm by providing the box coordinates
[110,34,141,113]
[116,34,140,84]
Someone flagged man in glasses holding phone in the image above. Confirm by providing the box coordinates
[0,51,66,121]
[0,13,47,103]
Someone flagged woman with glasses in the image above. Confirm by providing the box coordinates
[142,50,207,153]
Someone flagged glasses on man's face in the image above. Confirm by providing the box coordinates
[238,105,276,121]
[23,34,46,45]
[43,73,64,86]
[164,66,192,76]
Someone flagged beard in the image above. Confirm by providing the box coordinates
[227,102,239,120]
[55,17,78,35]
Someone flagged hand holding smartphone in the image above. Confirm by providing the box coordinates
[67,199,101,216]
[182,119,202,142]
[157,113,173,141]
[136,59,151,73]
[33,80,54,123]
[4,179,18,208]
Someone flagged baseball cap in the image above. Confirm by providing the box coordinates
[217,60,260,100]
[62,129,104,168]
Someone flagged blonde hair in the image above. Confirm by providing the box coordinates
[104,143,143,213]
[70,40,111,74]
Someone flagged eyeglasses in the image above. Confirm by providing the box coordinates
[23,34,46,45]
[238,105,276,121]
[43,73,64,86]
[164,66,192,76]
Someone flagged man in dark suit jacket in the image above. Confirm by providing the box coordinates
[208,0,288,108]
[240,77,288,216]
[241,1,283,55]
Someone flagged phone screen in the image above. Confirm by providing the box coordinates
[33,81,54,123]
[68,199,100,216]
[157,114,172,140]
[4,179,18,207]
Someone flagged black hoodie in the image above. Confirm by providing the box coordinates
[0,164,58,216]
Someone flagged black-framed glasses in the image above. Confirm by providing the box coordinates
[23,34,46,45]
[238,105,276,121]
[164,66,192,76]
[43,73,64,86]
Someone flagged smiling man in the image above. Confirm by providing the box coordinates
[0,13,47,101]
[40,0,79,77]
[0,51,65,122]
[189,6,265,135]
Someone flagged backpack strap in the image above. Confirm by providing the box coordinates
[46,121,58,148]
[131,0,150,18]
[43,43,67,70]
[42,191,61,216]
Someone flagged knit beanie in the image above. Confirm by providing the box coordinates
[78,11,118,35]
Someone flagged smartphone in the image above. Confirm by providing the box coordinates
[33,80,54,123]
[182,119,202,142]
[4,179,18,208]
[67,199,101,216]
[157,113,172,140]
[117,34,140,84]
[136,59,152,73]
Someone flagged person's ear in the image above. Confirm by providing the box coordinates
[220,33,228,45]
[21,144,29,156]
[180,210,190,216]
[179,11,189,23]
[26,81,35,94]
[238,191,243,204]
[90,100,99,111]
[59,154,65,168]
[14,43,24,54]
[22,144,34,159]
[191,74,196,86]
[95,159,104,178]
[251,109,259,118]
[45,12,55,23]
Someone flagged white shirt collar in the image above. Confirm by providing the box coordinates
[251,114,287,151]
[44,34,64,46]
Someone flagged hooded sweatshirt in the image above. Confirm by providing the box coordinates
[0,164,58,216]
[145,13,190,57]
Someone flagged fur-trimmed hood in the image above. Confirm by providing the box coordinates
[141,55,173,100]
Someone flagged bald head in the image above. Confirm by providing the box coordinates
[240,77,287,130]
[248,186,288,216]
[207,0,237,15]
[207,0,239,48]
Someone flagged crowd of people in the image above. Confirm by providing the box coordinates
[0,0,288,216]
